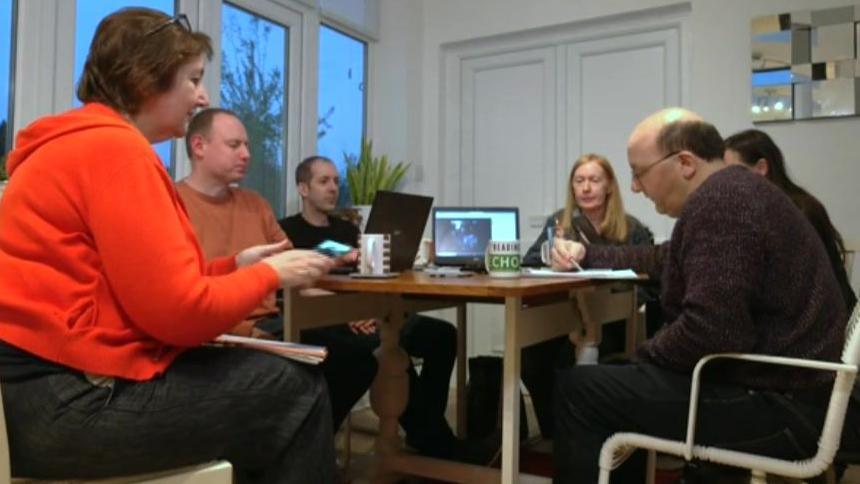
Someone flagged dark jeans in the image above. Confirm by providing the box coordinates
[521,322,627,439]
[553,363,828,484]
[834,385,860,465]
[1,347,334,484]
[300,324,379,431]
[299,314,458,458]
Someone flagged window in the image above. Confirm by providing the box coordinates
[0,0,14,157]
[221,2,288,217]
[317,24,367,206]
[73,0,174,173]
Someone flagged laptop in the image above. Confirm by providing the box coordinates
[432,207,519,270]
[363,190,434,272]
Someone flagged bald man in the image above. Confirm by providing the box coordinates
[551,108,847,482]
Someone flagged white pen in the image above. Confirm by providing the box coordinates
[567,254,583,272]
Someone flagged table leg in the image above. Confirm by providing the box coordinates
[456,303,467,438]
[282,288,301,343]
[370,296,409,482]
[501,296,522,484]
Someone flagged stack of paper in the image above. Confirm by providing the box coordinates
[211,334,328,365]
[521,268,639,280]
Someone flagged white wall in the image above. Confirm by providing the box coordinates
[372,0,860,286]
[367,0,425,195]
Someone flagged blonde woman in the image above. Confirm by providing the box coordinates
[521,153,655,439]
[523,153,652,264]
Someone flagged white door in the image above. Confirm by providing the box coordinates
[455,47,559,354]
[567,28,683,241]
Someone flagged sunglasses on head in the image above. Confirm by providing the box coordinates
[144,13,191,37]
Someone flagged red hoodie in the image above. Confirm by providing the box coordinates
[0,103,280,380]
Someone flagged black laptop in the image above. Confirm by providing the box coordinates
[363,190,434,272]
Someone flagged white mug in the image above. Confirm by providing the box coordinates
[484,240,521,278]
[359,233,391,275]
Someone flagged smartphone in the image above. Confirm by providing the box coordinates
[314,239,354,258]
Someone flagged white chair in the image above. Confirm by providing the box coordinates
[598,302,860,484]
[0,381,233,484]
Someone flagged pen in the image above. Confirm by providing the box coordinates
[572,220,591,245]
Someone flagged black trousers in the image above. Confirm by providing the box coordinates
[2,347,334,484]
[553,363,828,483]
[263,314,458,458]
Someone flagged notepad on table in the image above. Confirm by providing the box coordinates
[210,334,328,365]
[521,267,639,280]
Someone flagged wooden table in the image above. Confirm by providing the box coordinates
[283,271,639,484]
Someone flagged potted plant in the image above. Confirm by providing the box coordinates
[344,139,410,230]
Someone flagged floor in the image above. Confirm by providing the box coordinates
[334,391,860,484]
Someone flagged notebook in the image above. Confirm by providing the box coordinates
[363,191,434,272]
[432,207,519,269]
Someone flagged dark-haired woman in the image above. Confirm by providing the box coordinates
[724,129,856,310]
[0,8,334,483]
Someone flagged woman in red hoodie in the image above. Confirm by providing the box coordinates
[0,8,335,483]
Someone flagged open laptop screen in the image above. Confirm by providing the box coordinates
[364,191,434,272]
[432,207,519,268]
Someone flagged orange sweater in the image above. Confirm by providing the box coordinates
[0,103,280,380]
[175,181,286,325]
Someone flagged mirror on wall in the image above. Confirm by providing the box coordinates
[751,5,860,122]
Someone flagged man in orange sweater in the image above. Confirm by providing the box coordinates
[176,108,377,436]
[176,108,292,337]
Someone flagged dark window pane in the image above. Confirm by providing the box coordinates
[221,3,287,217]
[74,0,174,173]
[0,0,14,157]
[318,25,366,206]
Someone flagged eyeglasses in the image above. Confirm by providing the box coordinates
[631,151,679,181]
[144,14,191,37]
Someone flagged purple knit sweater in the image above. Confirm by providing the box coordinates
[584,165,847,391]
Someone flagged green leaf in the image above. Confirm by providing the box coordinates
[344,138,410,205]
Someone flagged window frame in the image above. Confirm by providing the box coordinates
[10,0,375,218]
[183,0,318,216]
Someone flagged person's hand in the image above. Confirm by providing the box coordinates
[348,319,378,335]
[338,249,360,266]
[551,239,586,271]
[250,326,276,340]
[236,239,294,268]
[553,221,565,238]
[262,249,334,288]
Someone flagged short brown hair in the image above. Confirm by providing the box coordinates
[77,8,213,115]
[295,156,334,185]
[185,108,239,159]
[656,120,724,162]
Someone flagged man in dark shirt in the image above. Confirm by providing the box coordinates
[279,155,358,248]
[279,156,460,460]
[551,108,848,483]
